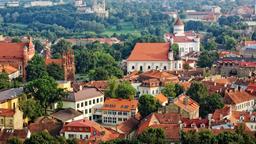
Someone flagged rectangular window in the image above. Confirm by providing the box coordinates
[118,112,122,115]
[97,98,99,103]
[89,100,91,105]
[89,109,91,113]
[77,103,80,108]
[100,97,103,102]
[93,99,95,104]
[81,102,84,107]
[85,109,88,114]
[123,112,128,116]
[118,118,122,121]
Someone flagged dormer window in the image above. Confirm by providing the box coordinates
[200,124,205,128]
[250,116,256,122]
[240,116,244,121]
[191,123,196,128]
[183,123,186,128]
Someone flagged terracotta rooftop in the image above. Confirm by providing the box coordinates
[64,87,103,102]
[155,93,168,105]
[28,116,63,136]
[173,95,199,113]
[244,41,256,46]
[224,90,254,104]
[181,118,209,128]
[0,129,29,142]
[50,108,83,122]
[83,80,108,90]
[212,105,232,121]
[0,42,28,59]
[116,117,140,134]
[62,119,120,142]
[0,65,18,74]
[127,43,170,61]
[101,98,138,112]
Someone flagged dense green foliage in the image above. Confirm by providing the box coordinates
[138,94,160,117]
[47,64,64,80]
[197,51,219,68]
[19,98,43,121]
[161,83,184,98]
[187,82,224,117]
[24,76,67,114]
[26,55,48,81]
[138,128,166,144]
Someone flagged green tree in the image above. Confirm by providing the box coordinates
[51,39,72,57]
[26,55,48,81]
[24,131,59,144]
[161,83,184,98]
[186,82,208,103]
[116,81,136,99]
[252,32,256,41]
[197,51,219,68]
[138,94,160,117]
[24,76,66,114]
[7,137,22,144]
[161,82,176,98]
[172,43,179,60]
[204,39,217,51]
[104,77,119,98]
[46,63,64,80]
[11,37,21,43]
[138,128,166,144]
[199,93,224,117]
[0,73,10,90]
[224,35,237,50]
[34,40,44,53]
[181,130,215,144]
[216,131,244,144]
[19,98,43,121]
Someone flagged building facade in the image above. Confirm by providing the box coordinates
[62,88,104,120]
[0,37,35,80]
[100,98,138,125]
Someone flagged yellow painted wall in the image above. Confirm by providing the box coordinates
[0,98,19,109]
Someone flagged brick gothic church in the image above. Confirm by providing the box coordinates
[0,37,35,80]
[45,48,76,81]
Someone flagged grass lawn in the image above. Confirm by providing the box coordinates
[102,21,141,37]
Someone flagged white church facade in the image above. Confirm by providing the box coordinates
[126,18,200,73]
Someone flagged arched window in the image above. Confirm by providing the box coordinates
[164,66,167,70]
[132,66,135,70]
[148,66,151,70]
[140,66,143,71]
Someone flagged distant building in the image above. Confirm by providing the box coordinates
[173,94,200,119]
[165,18,200,57]
[0,37,35,80]
[240,41,256,58]
[45,48,75,81]
[50,108,84,123]
[62,87,104,120]
[224,90,255,112]
[66,37,121,46]
[60,119,120,142]
[6,0,19,7]
[0,65,20,79]
[24,1,53,8]
[100,98,138,125]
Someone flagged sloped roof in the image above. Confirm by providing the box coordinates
[0,65,18,74]
[50,108,83,122]
[127,43,170,61]
[173,95,200,113]
[225,90,254,104]
[155,93,168,104]
[0,42,28,59]
[0,87,23,103]
[100,98,138,112]
[0,109,15,117]
[174,17,184,26]
[65,87,103,102]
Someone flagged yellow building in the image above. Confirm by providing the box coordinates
[57,81,73,92]
[0,88,24,129]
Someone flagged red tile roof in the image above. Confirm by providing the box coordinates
[244,41,256,46]
[173,95,200,113]
[0,65,18,74]
[212,106,232,121]
[0,109,15,117]
[83,80,108,91]
[172,36,194,43]
[0,42,26,59]
[155,93,168,104]
[181,118,209,128]
[127,43,170,61]
[101,98,138,112]
[116,117,140,134]
[0,129,28,142]
[224,90,254,104]
[151,124,180,141]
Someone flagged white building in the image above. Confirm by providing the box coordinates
[164,18,200,57]
[24,1,53,8]
[126,43,183,73]
[138,79,162,96]
[100,98,138,125]
[62,87,104,120]
[6,0,19,7]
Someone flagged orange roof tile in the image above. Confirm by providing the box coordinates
[174,95,200,113]
[101,98,138,112]
[45,58,63,65]
[127,43,170,61]
[224,91,254,104]
[0,42,27,59]
[244,41,256,46]
[212,106,232,121]
[0,65,18,74]
[174,17,184,26]
[155,93,168,104]
[116,117,140,134]
[179,81,191,90]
